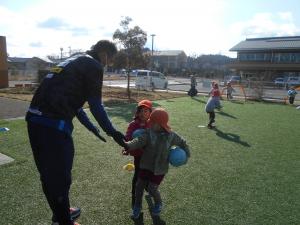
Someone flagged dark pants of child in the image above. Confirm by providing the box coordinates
[27,122,74,225]
[227,92,233,100]
[132,156,141,208]
[289,96,295,104]
[208,111,215,126]
[134,170,164,209]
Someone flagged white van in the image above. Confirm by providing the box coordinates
[135,70,168,90]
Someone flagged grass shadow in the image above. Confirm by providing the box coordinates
[191,97,207,104]
[216,111,237,119]
[229,100,245,104]
[213,127,250,147]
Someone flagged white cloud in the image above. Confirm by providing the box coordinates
[229,12,300,39]
[1,0,233,57]
[2,1,299,58]
[278,12,293,22]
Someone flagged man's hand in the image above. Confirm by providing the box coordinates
[111,130,127,148]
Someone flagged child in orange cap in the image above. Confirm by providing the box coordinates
[122,99,153,208]
[124,108,190,221]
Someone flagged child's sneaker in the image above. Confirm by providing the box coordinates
[207,124,213,129]
[131,205,141,219]
[152,203,162,216]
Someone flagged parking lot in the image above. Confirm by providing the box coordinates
[8,76,299,102]
[104,76,298,101]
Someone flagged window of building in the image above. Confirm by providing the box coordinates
[238,53,271,62]
[273,53,280,62]
[292,53,300,62]
[280,53,291,62]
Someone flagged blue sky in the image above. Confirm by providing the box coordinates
[1,0,300,58]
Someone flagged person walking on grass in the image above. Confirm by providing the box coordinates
[124,108,190,223]
[287,87,298,104]
[188,74,198,97]
[223,81,235,100]
[122,99,153,208]
[205,82,222,129]
[26,40,127,225]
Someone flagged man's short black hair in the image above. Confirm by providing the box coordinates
[89,40,117,57]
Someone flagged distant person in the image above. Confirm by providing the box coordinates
[223,81,235,100]
[191,75,197,89]
[122,99,153,208]
[205,82,222,129]
[124,108,190,222]
[287,87,298,104]
[188,75,198,97]
[26,40,127,225]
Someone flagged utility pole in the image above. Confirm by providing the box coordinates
[150,34,156,72]
[150,34,156,91]
[0,36,8,88]
[60,47,63,59]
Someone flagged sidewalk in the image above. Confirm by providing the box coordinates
[0,97,29,120]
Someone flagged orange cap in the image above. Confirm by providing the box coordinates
[138,99,152,109]
[149,108,171,132]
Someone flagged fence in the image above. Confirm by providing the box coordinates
[166,77,299,103]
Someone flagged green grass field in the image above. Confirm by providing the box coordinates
[0,97,299,225]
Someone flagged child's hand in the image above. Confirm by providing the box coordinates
[122,149,129,155]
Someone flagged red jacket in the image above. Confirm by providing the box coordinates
[124,118,150,157]
[210,88,220,97]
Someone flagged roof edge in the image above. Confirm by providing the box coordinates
[246,36,300,41]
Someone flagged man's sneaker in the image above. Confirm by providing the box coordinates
[70,207,81,221]
[52,221,81,225]
[207,124,213,129]
[131,205,141,219]
[52,207,81,224]
[152,203,162,216]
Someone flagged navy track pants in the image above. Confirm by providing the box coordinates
[27,121,74,225]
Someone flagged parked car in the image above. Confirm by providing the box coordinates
[285,77,300,89]
[119,69,137,77]
[120,69,127,77]
[135,70,168,90]
[274,77,285,87]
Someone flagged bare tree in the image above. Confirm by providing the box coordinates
[113,16,148,99]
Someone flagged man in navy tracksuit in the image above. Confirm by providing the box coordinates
[26,40,126,225]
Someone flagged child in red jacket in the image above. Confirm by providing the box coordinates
[205,82,222,129]
[123,99,153,208]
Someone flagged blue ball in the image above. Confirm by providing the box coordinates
[169,146,187,167]
[132,129,145,139]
